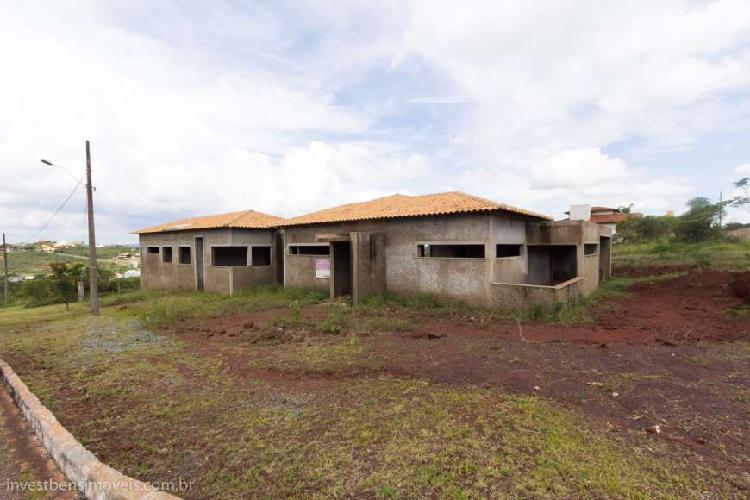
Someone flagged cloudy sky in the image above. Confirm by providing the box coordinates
[2,0,750,244]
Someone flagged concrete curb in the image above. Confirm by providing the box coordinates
[0,359,180,500]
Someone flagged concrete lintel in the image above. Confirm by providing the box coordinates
[316,233,350,242]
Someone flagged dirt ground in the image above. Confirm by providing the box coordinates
[0,386,77,499]
[2,270,749,497]
[182,271,750,480]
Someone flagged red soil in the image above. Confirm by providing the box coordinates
[409,271,749,345]
[171,271,750,476]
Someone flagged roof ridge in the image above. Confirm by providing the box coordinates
[131,208,282,234]
[223,209,258,228]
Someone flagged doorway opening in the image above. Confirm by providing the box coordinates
[527,245,578,285]
[195,237,204,291]
[599,236,611,281]
[332,241,352,298]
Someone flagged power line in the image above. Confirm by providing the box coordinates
[23,175,85,243]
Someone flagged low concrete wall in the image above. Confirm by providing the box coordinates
[491,277,583,310]
[0,359,179,500]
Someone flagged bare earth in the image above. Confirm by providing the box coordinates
[183,271,750,477]
[0,386,77,499]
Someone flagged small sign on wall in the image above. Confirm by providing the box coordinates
[315,258,331,279]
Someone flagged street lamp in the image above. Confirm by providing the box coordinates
[40,141,99,315]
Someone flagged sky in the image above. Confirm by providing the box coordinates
[2,0,750,244]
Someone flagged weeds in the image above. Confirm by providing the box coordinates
[615,240,750,271]
[131,285,326,328]
[320,306,346,335]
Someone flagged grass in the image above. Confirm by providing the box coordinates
[686,341,750,365]
[125,285,327,328]
[613,239,750,270]
[0,284,746,497]
[0,305,727,497]
[1,245,137,277]
[603,373,663,393]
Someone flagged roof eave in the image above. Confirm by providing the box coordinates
[277,207,552,228]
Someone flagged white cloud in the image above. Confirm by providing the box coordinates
[1,1,749,243]
[400,0,750,154]
[531,148,630,190]
[459,148,690,218]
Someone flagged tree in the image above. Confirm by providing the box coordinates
[617,216,674,243]
[674,197,723,243]
[733,178,750,205]
[49,262,84,311]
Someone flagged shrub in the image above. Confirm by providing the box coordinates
[674,197,723,243]
[18,277,59,307]
[617,216,674,243]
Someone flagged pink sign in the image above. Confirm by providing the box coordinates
[314,258,331,279]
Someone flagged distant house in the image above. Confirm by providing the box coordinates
[133,192,614,309]
[123,269,141,279]
[35,240,56,253]
[566,205,643,234]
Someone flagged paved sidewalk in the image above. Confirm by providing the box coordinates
[0,386,78,499]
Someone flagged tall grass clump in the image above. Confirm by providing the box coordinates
[133,285,326,327]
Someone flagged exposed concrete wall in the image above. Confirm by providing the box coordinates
[283,245,331,292]
[283,213,534,306]
[527,246,553,285]
[599,236,612,280]
[351,232,386,304]
[524,220,611,296]
[140,213,611,309]
[493,255,526,284]
[139,228,276,294]
[526,220,583,246]
[490,278,582,310]
[581,255,600,295]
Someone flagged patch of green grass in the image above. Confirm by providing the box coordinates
[130,285,326,328]
[686,341,750,365]
[357,291,513,328]
[0,291,745,498]
[360,291,448,310]
[603,372,663,393]
[614,240,750,271]
[250,334,385,375]
[0,302,89,329]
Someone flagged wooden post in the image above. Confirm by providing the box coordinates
[85,141,99,315]
[2,233,8,306]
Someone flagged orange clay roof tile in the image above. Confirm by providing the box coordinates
[131,209,282,234]
[276,191,552,227]
[590,212,642,224]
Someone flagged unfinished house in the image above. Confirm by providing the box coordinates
[277,192,613,309]
[133,210,282,294]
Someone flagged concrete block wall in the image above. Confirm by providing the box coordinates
[283,214,512,305]
[490,278,583,311]
[138,213,612,309]
[140,228,276,294]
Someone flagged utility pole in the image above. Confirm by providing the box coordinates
[719,191,723,228]
[85,141,99,315]
[2,233,8,306]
